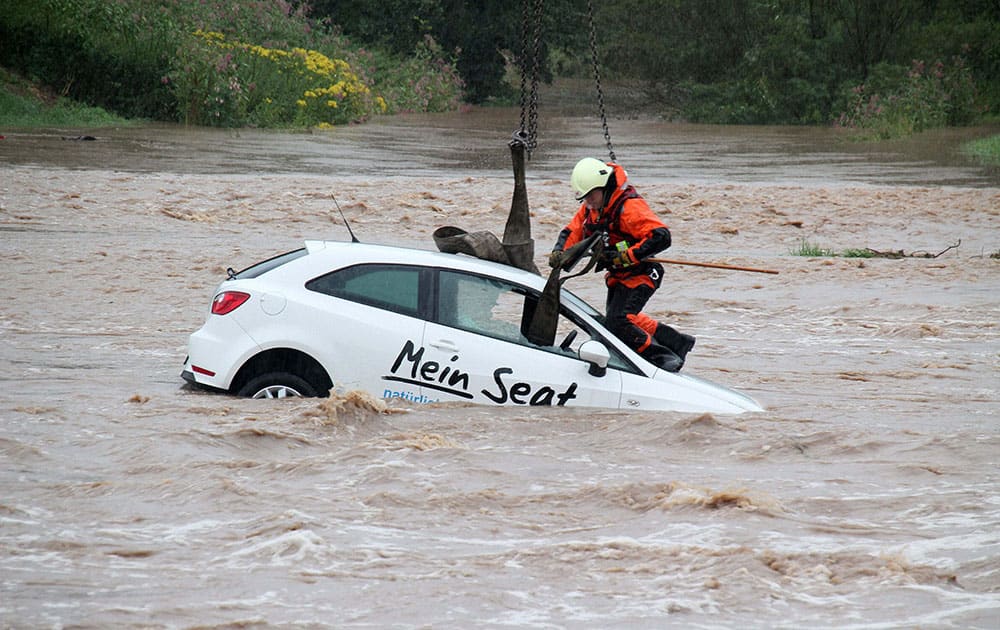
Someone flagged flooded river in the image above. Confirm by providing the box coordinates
[1,109,998,628]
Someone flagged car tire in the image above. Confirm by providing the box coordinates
[237,372,318,399]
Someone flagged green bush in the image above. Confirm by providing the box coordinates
[169,30,379,127]
[669,10,845,125]
[366,36,464,115]
[679,76,834,125]
[962,134,1000,165]
[835,56,982,139]
[0,0,175,119]
[0,0,466,128]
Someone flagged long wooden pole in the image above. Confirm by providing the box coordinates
[645,258,779,274]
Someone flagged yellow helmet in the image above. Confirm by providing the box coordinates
[570,157,613,200]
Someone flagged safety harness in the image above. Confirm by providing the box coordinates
[583,186,640,243]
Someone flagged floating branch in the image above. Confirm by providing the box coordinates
[864,239,961,259]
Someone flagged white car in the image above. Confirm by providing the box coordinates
[181,240,763,414]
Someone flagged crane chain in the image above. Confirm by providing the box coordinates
[587,0,616,162]
[514,0,544,157]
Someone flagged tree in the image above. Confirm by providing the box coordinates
[308,0,512,102]
[309,0,583,103]
[308,0,999,120]
[829,0,921,77]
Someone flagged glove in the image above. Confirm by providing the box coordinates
[548,250,565,269]
[603,246,638,269]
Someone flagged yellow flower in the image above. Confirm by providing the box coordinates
[194,29,226,42]
[327,100,338,108]
[296,99,307,107]
[317,122,333,129]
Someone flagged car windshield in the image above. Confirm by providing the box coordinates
[559,287,602,319]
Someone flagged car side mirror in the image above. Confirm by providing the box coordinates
[578,339,609,377]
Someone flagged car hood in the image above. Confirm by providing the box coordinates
[648,370,764,414]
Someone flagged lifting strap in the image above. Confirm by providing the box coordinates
[432,0,543,275]
[434,0,626,346]
[496,0,545,274]
[437,0,626,280]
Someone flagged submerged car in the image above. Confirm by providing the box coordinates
[181,240,763,414]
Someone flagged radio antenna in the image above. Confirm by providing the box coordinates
[332,194,360,243]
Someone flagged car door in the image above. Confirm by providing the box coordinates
[302,263,429,402]
[403,270,623,408]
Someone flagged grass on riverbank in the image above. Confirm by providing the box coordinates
[789,240,881,258]
[790,241,879,258]
[961,134,1000,165]
[0,68,131,128]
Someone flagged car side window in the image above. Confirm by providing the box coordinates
[436,270,635,372]
[438,271,528,344]
[552,303,634,372]
[306,264,423,317]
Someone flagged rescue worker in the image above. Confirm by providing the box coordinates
[548,158,695,372]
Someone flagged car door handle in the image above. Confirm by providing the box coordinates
[429,339,460,353]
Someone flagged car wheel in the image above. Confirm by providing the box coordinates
[238,372,318,399]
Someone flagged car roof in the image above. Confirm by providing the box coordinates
[303,240,549,291]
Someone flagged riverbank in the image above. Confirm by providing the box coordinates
[0,67,134,128]
[964,133,1000,165]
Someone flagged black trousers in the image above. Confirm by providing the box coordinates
[605,277,660,353]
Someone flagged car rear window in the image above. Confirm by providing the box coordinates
[306,264,423,317]
[231,248,308,279]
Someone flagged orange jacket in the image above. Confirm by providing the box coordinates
[554,163,671,286]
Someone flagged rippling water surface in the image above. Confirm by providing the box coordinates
[1,110,998,628]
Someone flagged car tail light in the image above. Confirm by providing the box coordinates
[191,365,216,377]
[212,291,250,315]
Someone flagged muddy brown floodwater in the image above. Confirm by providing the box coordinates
[1,108,999,629]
